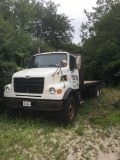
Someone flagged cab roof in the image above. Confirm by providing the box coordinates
[34,51,70,56]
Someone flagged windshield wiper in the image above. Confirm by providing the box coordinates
[48,64,59,67]
[28,64,59,68]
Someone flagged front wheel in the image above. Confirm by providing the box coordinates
[60,96,77,125]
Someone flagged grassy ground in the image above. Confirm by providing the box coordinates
[0,88,120,160]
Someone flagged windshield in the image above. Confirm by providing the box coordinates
[28,53,67,68]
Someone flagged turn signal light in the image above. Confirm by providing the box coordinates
[57,89,62,94]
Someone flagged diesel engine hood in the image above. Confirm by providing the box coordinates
[13,68,58,78]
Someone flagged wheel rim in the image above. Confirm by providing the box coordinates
[69,99,75,120]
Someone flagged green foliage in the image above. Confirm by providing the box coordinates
[79,87,120,127]
[59,42,82,52]
[75,126,84,136]
[34,1,74,48]
[80,0,120,85]
[0,0,74,49]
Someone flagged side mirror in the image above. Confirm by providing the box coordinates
[76,55,81,69]
[61,60,67,67]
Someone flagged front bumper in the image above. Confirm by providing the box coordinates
[4,98,63,111]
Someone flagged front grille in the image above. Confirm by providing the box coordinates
[14,77,44,94]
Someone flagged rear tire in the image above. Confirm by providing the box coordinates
[60,96,76,125]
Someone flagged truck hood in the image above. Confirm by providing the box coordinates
[13,68,58,78]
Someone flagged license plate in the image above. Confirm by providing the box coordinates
[23,101,31,107]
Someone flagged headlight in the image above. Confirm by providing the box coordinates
[6,86,10,93]
[49,87,56,94]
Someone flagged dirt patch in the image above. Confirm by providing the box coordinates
[54,125,120,160]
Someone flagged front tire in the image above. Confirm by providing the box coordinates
[60,96,76,124]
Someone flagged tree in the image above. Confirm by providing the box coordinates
[80,0,120,85]
[80,0,119,42]
[34,0,74,49]
[0,15,54,66]
[0,0,74,49]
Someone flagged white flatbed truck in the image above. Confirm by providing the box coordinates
[4,51,101,124]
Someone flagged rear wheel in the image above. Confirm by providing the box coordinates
[60,96,76,124]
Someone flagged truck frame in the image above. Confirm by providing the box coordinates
[4,51,101,124]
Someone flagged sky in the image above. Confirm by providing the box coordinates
[47,0,97,44]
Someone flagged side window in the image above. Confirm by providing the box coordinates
[69,55,76,71]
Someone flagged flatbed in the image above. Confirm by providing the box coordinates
[84,81,100,87]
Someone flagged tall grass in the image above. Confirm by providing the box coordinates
[79,87,120,127]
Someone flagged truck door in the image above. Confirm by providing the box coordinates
[69,55,79,89]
